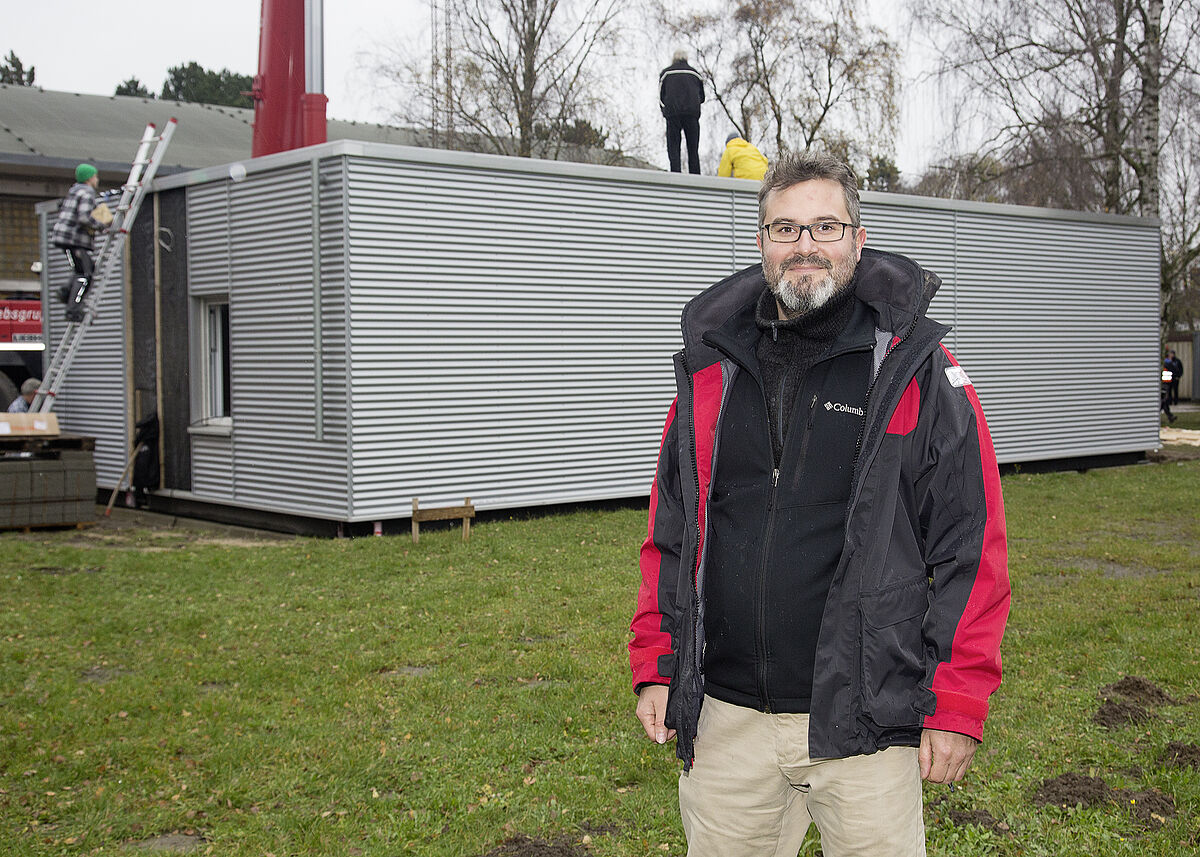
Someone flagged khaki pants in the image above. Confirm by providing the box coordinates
[679,696,926,857]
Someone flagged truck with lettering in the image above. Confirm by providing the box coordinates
[0,295,44,408]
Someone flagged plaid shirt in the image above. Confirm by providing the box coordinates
[51,182,102,249]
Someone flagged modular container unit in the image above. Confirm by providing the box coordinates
[38,141,1161,528]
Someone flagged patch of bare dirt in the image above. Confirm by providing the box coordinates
[129,832,205,853]
[1093,699,1151,729]
[1034,773,1177,829]
[1163,742,1200,769]
[947,808,1010,835]
[197,536,291,548]
[1033,773,1114,809]
[577,821,619,836]
[1146,443,1200,462]
[1123,788,1176,827]
[1101,676,1177,707]
[34,564,102,575]
[81,665,128,684]
[1070,558,1163,578]
[928,798,1012,836]
[6,506,295,551]
[378,665,434,678]
[1093,675,1180,728]
[479,835,590,857]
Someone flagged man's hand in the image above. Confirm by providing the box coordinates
[635,684,676,744]
[919,729,977,783]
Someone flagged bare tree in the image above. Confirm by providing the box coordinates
[382,0,622,159]
[1160,85,1200,334]
[910,112,1108,210]
[910,0,1200,329]
[656,0,899,162]
[910,0,1199,217]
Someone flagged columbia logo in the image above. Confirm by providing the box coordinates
[825,400,864,416]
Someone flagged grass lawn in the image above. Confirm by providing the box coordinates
[2,458,1199,856]
[1163,408,1200,431]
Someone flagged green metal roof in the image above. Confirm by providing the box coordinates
[0,83,421,177]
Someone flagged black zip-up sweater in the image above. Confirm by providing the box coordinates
[703,288,875,713]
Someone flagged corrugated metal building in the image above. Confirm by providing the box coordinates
[38,141,1162,530]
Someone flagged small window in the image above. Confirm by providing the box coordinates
[191,297,232,432]
[206,301,231,418]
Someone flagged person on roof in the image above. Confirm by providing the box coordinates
[717,132,768,180]
[51,163,111,323]
[659,50,705,174]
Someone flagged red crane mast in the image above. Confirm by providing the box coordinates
[251,0,328,157]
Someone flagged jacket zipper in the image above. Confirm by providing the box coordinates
[755,465,779,711]
[794,393,819,473]
[754,375,817,711]
[682,354,704,755]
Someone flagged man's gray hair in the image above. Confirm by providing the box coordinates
[758,151,861,226]
[672,49,688,63]
[20,377,40,395]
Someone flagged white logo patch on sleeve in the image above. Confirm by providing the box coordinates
[945,366,973,388]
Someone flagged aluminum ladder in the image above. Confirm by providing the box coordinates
[32,119,177,413]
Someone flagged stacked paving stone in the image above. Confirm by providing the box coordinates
[0,439,96,529]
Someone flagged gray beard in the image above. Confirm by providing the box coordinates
[771,271,840,317]
[766,255,858,319]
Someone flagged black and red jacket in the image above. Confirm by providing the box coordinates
[629,248,1011,769]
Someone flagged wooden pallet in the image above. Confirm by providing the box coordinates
[411,497,475,544]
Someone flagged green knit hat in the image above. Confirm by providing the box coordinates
[75,164,98,182]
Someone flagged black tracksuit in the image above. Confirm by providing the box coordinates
[659,60,705,174]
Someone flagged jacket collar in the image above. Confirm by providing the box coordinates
[702,291,877,378]
[680,247,941,353]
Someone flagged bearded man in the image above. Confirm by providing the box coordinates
[629,150,1011,856]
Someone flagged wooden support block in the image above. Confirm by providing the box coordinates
[411,497,476,544]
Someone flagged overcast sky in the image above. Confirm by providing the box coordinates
[6,0,942,176]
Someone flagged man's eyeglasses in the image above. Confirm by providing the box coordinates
[760,221,856,243]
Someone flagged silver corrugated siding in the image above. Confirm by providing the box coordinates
[948,211,1160,462]
[342,157,755,517]
[338,153,1159,517]
[37,206,130,487]
[186,182,236,499]
[184,163,350,516]
[147,142,1159,521]
[861,201,1160,462]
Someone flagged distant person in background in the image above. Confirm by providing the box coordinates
[659,50,705,174]
[51,163,110,323]
[717,132,768,180]
[6,378,40,413]
[1166,349,1183,405]
[1161,357,1177,423]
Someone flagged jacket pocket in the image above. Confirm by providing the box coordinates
[860,580,928,727]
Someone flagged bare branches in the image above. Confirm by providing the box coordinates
[381,0,623,159]
[655,0,899,165]
[911,0,1200,331]
[910,0,1197,216]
